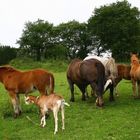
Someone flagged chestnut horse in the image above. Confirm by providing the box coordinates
[0,65,54,118]
[130,53,140,98]
[66,58,105,107]
[114,64,131,95]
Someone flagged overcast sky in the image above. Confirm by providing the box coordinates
[0,0,140,47]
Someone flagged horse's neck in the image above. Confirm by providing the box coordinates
[131,63,140,71]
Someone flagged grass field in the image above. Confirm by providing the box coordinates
[0,59,140,140]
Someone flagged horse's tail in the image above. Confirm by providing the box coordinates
[49,73,55,94]
[96,62,105,95]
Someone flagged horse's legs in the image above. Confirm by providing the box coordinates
[9,91,21,118]
[131,78,137,97]
[109,84,115,101]
[77,84,86,101]
[67,79,75,102]
[85,88,89,98]
[114,86,119,97]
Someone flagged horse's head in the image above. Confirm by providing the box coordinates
[130,53,139,65]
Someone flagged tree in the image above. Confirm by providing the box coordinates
[0,46,17,64]
[17,19,53,61]
[88,0,140,61]
[55,20,91,59]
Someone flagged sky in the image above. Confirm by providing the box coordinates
[0,0,140,47]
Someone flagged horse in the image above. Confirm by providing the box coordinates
[114,64,131,96]
[66,58,105,107]
[130,53,140,98]
[0,65,55,118]
[84,55,118,101]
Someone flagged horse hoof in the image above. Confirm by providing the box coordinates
[95,104,104,108]
[109,98,115,102]
[13,114,18,119]
[95,102,104,108]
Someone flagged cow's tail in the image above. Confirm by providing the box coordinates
[49,73,55,94]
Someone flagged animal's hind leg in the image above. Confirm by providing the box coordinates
[77,84,86,101]
[61,105,65,130]
[67,79,75,102]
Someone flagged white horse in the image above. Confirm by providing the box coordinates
[84,55,118,101]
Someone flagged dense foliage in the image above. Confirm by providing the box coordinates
[16,0,140,62]
[88,0,140,61]
[0,46,17,65]
[1,0,140,62]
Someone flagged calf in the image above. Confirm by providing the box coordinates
[25,93,70,134]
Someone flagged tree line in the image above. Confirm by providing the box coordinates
[1,0,140,64]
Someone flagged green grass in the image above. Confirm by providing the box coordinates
[0,59,140,139]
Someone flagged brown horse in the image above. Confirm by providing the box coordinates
[84,55,118,101]
[0,65,54,118]
[130,53,140,98]
[66,58,105,107]
[114,64,131,95]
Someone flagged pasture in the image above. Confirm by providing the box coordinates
[0,59,140,140]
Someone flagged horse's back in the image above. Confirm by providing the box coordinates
[80,59,105,83]
[117,64,131,80]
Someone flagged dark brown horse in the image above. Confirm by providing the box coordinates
[113,64,131,96]
[66,58,105,107]
[84,55,118,101]
[0,65,54,118]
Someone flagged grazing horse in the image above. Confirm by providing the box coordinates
[66,58,105,107]
[114,64,131,95]
[84,55,118,101]
[130,53,140,98]
[0,65,55,118]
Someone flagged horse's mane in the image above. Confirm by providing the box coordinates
[0,65,18,72]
